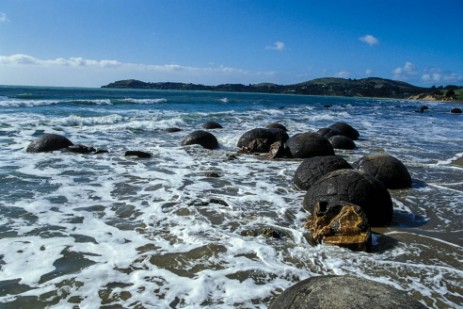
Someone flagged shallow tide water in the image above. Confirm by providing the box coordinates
[0,86,462,308]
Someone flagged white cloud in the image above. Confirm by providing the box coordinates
[0,12,8,23]
[365,69,373,76]
[266,41,286,51]
[334,71,350,78]
[421,68,463,84]
[359,34,379,46]
[392,61,417,80]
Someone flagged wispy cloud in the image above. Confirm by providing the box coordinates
[359,34,379,46]
[334,71,350,78]
[0,12,9,22]
[365,69,373,76]
[392,61,417,80]
[421,67,463,84]
[266,41,286,51]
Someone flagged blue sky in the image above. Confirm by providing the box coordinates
[0,0,462,87]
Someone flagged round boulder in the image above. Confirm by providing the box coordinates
[329,135,356,150]
[303,169,393,226]
[286,132,335,159]
[270,275,426,309]
[26,133,73,153]
[293,156,352,190]
[329,122,359,140]
[202,121,223,129]
[237,128,288,153]
[180,130,219,150]
[352,153,412,189]
[267,122,288,131]
[317,127,343,138]
[451,107,462,114]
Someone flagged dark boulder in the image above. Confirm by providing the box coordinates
[181,130,219,150]
[352,153,412,189]
[26,133,73,153]
[267,122,288,131]
[286,132,334,158]
[317,127,343,138]
[293,156,352,190]
[329,122,360,140]
[269,275,426,309]
[303,169,393,226]
[67,144,96,154]
[125,151,152,158]
[451,107,462,114]
[329,135,356,150]
[165,127,182,133]
[237,128,288,153]
[202,121,223,129]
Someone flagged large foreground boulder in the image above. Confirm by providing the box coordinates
[352,153,412,189]
[293,156,352,190]
[237,128,288,153]
[329,122,360,140]
[304,169,393,226]
[270,275,426,309]
[26,133,73,153]
[180,130,219,149]
[305,201,371,251]
[286,133,334,158]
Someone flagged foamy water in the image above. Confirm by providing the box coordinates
[0,86,462,308]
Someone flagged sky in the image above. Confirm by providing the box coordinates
[0,0,462,87]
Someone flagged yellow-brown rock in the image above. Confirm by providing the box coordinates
[305,201,371,251]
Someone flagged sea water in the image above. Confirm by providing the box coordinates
[0,86,462,308]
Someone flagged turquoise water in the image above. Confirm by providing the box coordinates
[0,86,462,308]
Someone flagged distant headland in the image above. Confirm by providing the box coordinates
[102,77,462,102]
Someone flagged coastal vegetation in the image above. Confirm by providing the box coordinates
[102,77,463,101]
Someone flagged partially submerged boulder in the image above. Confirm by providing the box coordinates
[237,128,288,153]
[267,122,288,131]
[329,122,360,140]
[125,151,152,158]
[181,130,219,149]
[26,133,73,153]
[202,121,223,129]
[286,132,335,158]
[305,201,371,251]
[303,169,393,226]
[270,275,426,309]
[67,144,96,154]
[293,156,352,190]
[317,127,343,138]
[353,153,412,189]
[451,107,462,114]
[329,135,356,150]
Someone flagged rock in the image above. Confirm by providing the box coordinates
[269,275,426,309]
[303,169,393,227]
[286,132,335,158]
[125,151,152,158]
[165,127,182,133]
[329,135,356,150]
[416,105,429,113]
[26,133,73,153]
[181,130,219,150]
[267,122,288,131]
[237,128,288,153]
[269,141,288,159]
[202,121,223,129]
[293,156,352,190]
[352,153,412,189]
[304,201,371,251]
[66,144,96,154]
[451,107,462,114]
[317,127,343,138]
[329,122,360,140]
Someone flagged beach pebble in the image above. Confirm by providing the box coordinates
[286,132,334,158]
[293,155,352,190]
[303,169,393,226]
[269,275,426,309]
[352,153,412,189]
[26,133,73,153]
[329,135,356,149]
[329,121,360,140]
[181,130,219,149]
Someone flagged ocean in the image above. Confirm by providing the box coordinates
[0,85,462,308]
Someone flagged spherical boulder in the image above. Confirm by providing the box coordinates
[202,121,223,129]
[180,130,219,149]
[286,132,335,159]
[303,169,393,226]
[352,153,411,189]
[329,122,360,140]
[237,128,288,153]
[267,122,288,131]
[329,135,356,150]
[317,127,343,138]
[26,133,73,153]
[269,275,426,309]
[293,156,352,190]
[451,107,462,114]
